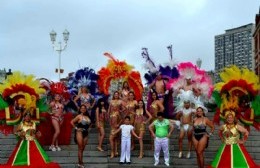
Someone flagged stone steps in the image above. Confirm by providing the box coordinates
[0,112,260,168]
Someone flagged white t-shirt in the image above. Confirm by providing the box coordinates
[120,124,134,140]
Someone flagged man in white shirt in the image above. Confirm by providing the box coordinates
[113,116,140,164]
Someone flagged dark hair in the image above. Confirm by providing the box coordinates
[157,112,164,117]
[128,91,135,100]
[196,107,206,117]
[122,81,129,90]
[79,104,89,117]
[112,91,120,100]
[125,116,130,120]
[97,98,108,114]
[151,91,159,100]
[137,100,146,116]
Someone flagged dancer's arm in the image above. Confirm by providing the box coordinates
[73,95,80,109]
[218,125,224,143]
[71,115,80,129]
[131,129,140,139]
[96,108,100,128]
[168,123,174,138]
[157,100,165,112]
[145,110,152,124]
[237,124,249,144]
[149,122,156,138]
[206,117,215,136]
[112,127,121,135]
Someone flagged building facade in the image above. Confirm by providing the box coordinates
[253,9,260,78]
[215,23,255,81]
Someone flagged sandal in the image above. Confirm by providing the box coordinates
[49,145,56,151]
[110,152,114,158]
[97,146,104,152]
[77,164,85,168]
[138,152,144,159]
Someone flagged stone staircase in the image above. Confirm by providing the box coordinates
[1,112,259,168]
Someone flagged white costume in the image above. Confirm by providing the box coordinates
[179,107,195,132]
[119,124,134,163]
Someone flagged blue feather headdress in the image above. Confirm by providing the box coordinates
[67,67,99,95]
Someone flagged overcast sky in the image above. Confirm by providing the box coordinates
[0,0,259,81]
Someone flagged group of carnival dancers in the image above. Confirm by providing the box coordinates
[0,49,259,168]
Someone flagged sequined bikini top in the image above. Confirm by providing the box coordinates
[222,124,240,145]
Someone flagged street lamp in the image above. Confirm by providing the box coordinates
[49,29,70,81]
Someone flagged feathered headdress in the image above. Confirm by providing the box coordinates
[49,82,70,100]
[178,62,197,80]
[0,71,46,134]
[141,46,179,118]
[213,65,260,131]
[0,71,45,100]
[167,62,213,99]
[142,46,179,84]
[67,67,99,95]
[97,52,143,100]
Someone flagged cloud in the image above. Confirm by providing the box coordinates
[0,0,258,82]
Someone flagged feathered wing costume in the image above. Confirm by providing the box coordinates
[167,62,213,113]
[142,47,179,118]
[209,65,260,168]
[0,71,60,167]
[212,65,260,131]
[37,81,73,145]
[97,52,143,100]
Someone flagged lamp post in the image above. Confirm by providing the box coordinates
[49,29,70,81]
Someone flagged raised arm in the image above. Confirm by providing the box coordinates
[149,80,156,90]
